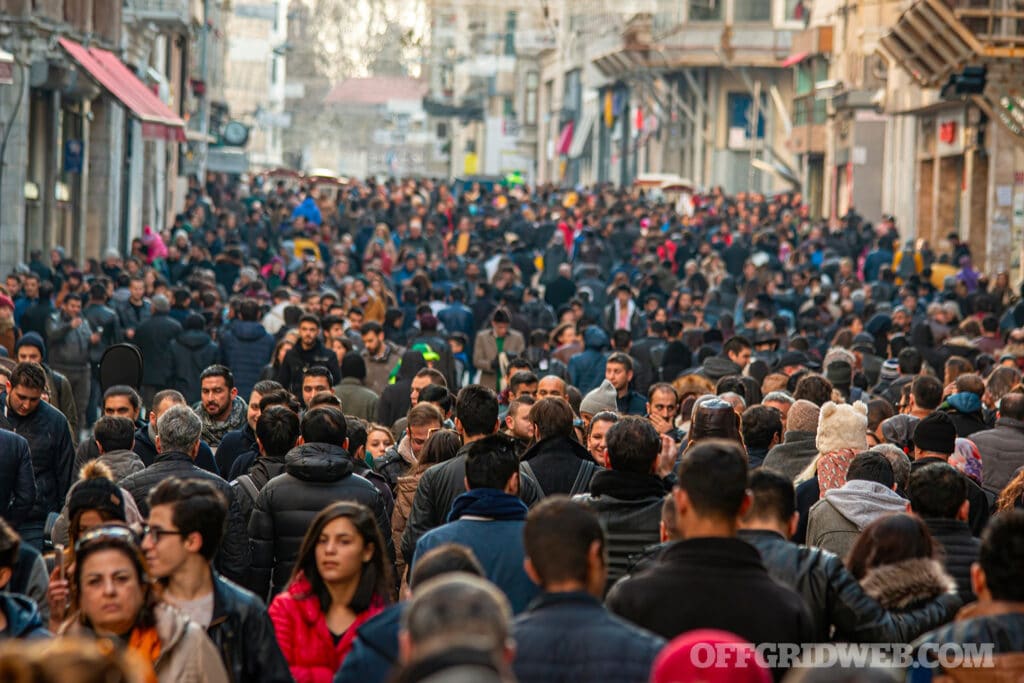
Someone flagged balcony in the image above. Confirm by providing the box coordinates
[123,0,191,28]
[789,94,827,154]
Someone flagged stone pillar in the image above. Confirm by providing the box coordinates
[0,62,30,274]
[85,97,124,258]
[986,121,1020,274]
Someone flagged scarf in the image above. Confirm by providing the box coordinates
[128,625,161,683]
[818,448,858,493]
[195,396,248,447]
[448,488,528,523]
[951,437,984,485]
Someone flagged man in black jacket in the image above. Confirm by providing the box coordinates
[117,404,248,585]
[912,412,990,535]
[520,397,599,497]
[2,362,75,550]
[82,281,122,424]
[232,405,297,526]
[248,405,391,598]
[0,428,35,529]
[607,439,815,648]
[142,477,290,682]
[276,313,340,397]
[134,389,220,474]
[739,469,961,642]
[134,294,182,408]
[401,385,541,564]
[908,462,980,602]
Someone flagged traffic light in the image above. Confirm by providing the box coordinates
[941,66,986,99]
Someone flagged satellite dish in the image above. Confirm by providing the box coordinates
[222,120,250,147]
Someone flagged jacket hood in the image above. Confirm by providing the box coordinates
[230,320,268,341]
[582,326,609,351]
[285,442,355,482]
[861,557,957,610]
[177,329,213,349]
[945,392,982,415]
[823,479,907,529]
[0,593,45,637]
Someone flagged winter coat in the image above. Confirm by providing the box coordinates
[374,439,413,493]
[575,469,668,592]
[568,327,609,395]
[0,429,35,528]
[82,302,121,363]
[132,426,220,474]
[970,417,1024,493]
[0,593,49,639]
[519,435,599,497]
[606,537,816,646]
[762,431,820,481]
[922,517,980,603]
[473,327,527,391]
[170,329,220,404]
[512,591,664,683]
[436,304,475,345]
[248,443,391,598]
[912,457,991,536]
[860,557,957,612]
[208,571,292,683]
[232,455,287,525]
[806,480,908,558]
[215,425,257,478]
[333,604,402,683]
[912,601,1024,678]
[116,299,151,333]
[941,393,990,438]
[739,529,961,643]
[269,573,384,683]
[1,393,75,524]
[72,446,145,485]
[135,313,183,387]
[391,469,422,588]
[117,451,248,585]
[219,320,275,398]
[277,340,341,397]
[362,342,404,397]
[45,312,93,367]
[334,378,378,422]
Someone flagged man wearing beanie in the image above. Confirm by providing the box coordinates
[912,412,990,535]
[762,399,820,480]
[579,379,618,424]
[334,353,379,422]
[13,332,79,443]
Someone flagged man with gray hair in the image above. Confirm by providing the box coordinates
[396,573,515,683]
[117,404,249,583]
[133,293,183,408]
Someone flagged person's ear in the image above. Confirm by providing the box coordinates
[184,531,204,555]
[256,436,266,456]
[971,562,989,601]
[296,435,305,446]
[398,631,413,664]
[736,490,753,519]
[463,476,470,492]
[230,387,238,400]
[95,439,105,455]
[155,435,163,453]
[0,566,12,591]
[342,438,349,451]
[523,557,542,587]
[787,512,799,539]
[506,472,520,496]
[957,499,970,522]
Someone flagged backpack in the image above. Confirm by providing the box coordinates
[521,459,598,498]
[231,474,259,508]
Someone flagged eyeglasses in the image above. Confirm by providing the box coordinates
[141,525,186,543]
[74,525,140,555]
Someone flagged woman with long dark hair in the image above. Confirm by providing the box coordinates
[269,502,392,682]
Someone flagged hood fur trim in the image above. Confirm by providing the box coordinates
[861,558,956,611]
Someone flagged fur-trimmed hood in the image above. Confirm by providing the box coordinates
[860,557,957,611]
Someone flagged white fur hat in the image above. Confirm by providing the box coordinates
[815,400,868,454]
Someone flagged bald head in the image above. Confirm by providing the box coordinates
[537,375,567,400]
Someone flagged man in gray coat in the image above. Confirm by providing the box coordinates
[969,392,1024,493]
[334,353,379,422]
[762,400,820,480]
[473,309,526,393]
[45,293,95,433]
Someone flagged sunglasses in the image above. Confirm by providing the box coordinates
[74,524,140,555]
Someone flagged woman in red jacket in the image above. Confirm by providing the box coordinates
[269,501,392,683]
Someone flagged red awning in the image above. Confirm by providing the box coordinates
[59,37,185,142]
[556,121,574,156]
[781,52,809,68]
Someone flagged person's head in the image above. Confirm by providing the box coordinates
[491,308,511,337]
[537,375,567,400]
[908,462,968,521]
[605,415,661,474]
[245,379,283,431]
[341,353,367,383]
[504,395,535,441]
[463,434,520,493]
[523,496,606,596]
[647,383,679,424]
[846,513,937,580]
[723,335,753,368]
[408,544,484,594]
[944,355,973,385]
[93,416,136,454]
[300,405,348,448]
[410,368,447,406]
[845,450,895,489]
[67,461,127,544]
[898,347,923,375]
[406,402,445,460]
[128,276,145,302]
[528,397,574,442]
[742,469,798,538]
[455,385,499,438]
[155,404,202,457]
[871,444,912,492]
[762,391,794,430]
[674,440,751,536]
[913,411,957,458]
[14,334,45,364]
[508,371,538,399]
[910,375,943,412]
[102,386,142,421]
[416,428,462,470]
[298,313,321,349]
[366,424,395,459]
[199,365,237,421]
[301,365,334,407]
[586,411,618,467]
[604,353,634,394]
[72,525,154,636]
[142,478,226,578]
[361,321,385,355]
[688,397,743,444]
[6,362,46,416]
[793,373,834,407]
[973,510,1024,602]
[289,501,392,612]
[741,405,783,451]
[399,573,513,666]
[256,405,301,459]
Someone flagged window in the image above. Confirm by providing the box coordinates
[726,92,766,145]
[504,11,517,56]
[525,71,538,125]
[689,0,722,20]
[785,0,809,23]
[734,0,771,22]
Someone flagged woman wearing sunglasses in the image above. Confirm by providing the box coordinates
[61,524,228,683]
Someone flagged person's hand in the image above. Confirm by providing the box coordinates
[655,434,677,478]
[70,317,82,329]
[90,332,101,345]
[649,413,673,435]
[126,328,135,339]
[47,577,69,625]
[943,382,956,399]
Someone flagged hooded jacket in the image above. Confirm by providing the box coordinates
[219,320,275,398]
[860,558,957,612]
[45,309,93,367]
[806,479,908,558]
[362,342,405,397]
[762,431,819,481]
[941,392,990,438]
[0,592,49,639]
[248,442,392,597]
[568,327,609,395]
[170,329,219,403]
[969,416,1024,492]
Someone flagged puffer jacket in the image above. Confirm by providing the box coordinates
[512,591,664,683]
[117,451,248,585]
[170,329,220,403]
[860,557,957,612]
[923,517,980,603]
[248,443,391,598]
[574,469,668,592]
[45,311,92,366]
[1,393,75,524]
[269,572,385,683]
[208,571,292,683]
[0,429,35,528]
[970,417,1024,492]
[568,327,609,394]
[739,529,961,643]
[219,320,275,398]
[762,431,819,481]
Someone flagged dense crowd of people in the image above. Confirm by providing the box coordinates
[1,175,1024,682]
